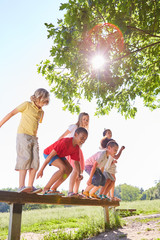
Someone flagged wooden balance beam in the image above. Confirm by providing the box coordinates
[0,190,119,240]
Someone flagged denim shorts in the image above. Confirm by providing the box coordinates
[85,165,106,186]
[43,153,67,166]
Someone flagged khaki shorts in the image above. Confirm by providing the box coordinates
[15,134,39,170]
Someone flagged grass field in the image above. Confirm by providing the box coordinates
[118,199,160,215]
[0,200,160,240]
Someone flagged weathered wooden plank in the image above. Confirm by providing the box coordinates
[0,191,119,207]
[8,203,22,240]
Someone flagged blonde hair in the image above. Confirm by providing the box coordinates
[76,112,89,129]
[30,88,50,105]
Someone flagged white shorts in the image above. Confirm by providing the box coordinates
[15,133,39,170]
[103,171,115,181]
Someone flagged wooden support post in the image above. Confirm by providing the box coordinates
[8,203,23,240]
[103,206,110,225]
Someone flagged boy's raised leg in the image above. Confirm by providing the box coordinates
[50,160,72,193]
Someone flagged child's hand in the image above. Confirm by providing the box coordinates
[36,170,43,179]
[78,174,83,181]
[87,179,92,186]
[112,160,117,164]
[121,146,125,150]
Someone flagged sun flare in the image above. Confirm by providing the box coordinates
[91,55,105,70]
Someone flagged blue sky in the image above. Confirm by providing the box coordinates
[0,0,159,192]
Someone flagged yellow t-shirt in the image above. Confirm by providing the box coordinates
[17,101,44,136]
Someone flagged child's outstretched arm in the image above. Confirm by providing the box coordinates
[37,149,57,179]
[0,108,19,127]
[74,161,83,180]
[87,161,98,186]
[114,146,125,160]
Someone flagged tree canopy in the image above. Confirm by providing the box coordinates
[115,182,160,201]
[38,0,160,118]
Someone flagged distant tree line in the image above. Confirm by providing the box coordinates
[0,183,160,212]
[115,182,160,201]
[140,182,160,200]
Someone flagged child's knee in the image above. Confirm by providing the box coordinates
[65,165,72,175]
[68,165,73,174]
[59,166,66,174]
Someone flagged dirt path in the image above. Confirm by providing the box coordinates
[87,214,160,240]
[20,214,160,240]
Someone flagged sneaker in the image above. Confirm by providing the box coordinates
[30,186,42,194]
[44,190,64,196]
[82,190,89,198]
[18,186,32,193]
[90,193,101,199]
[76,193,85,199]
[68,192,79,198]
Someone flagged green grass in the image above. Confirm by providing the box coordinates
[0,206,121,239]
[134,216,160,224]
[145,227,152,231]
[1,200,160,240]
[117,199,160,215]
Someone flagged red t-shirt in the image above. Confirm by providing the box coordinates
[44,138,80,161]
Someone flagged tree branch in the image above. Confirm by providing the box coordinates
[127,26,160,38]
[113,41,160,63]
[93,6,106,23]
[77,73,89,84]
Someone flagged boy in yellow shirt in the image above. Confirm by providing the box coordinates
[0,88,50,193]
